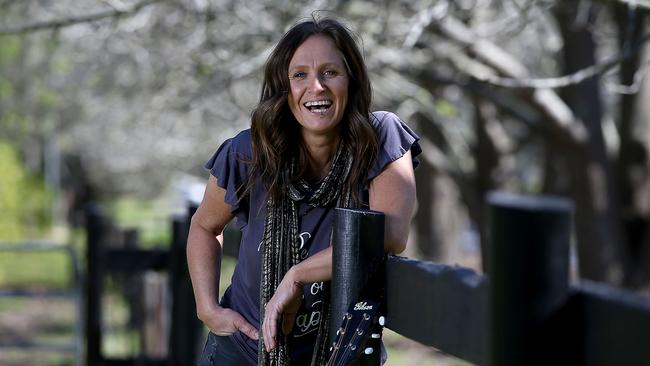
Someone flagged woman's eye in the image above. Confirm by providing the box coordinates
[291,72,307,80]
[323,70,338,78]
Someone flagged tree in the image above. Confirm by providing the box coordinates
[2,0,650,288]
[394,0,650,286]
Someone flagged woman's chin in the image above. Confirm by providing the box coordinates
[300,120,342,137]
[297,110,342,136]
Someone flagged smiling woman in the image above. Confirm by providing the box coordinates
[287,35,349,146]
[187,14,422,366]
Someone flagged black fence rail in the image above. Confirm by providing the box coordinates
[83,191,650,366]
[85,205,202,366]
[0,241,83,366]
[330,192,650,365]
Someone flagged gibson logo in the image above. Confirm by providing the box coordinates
[354,301,373,311]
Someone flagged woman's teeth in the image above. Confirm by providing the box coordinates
[304,100,332,113]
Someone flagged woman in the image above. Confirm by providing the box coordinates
[188,15,421,366]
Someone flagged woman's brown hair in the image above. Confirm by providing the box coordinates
[250,15,377,205]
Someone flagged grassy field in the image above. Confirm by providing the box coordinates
[0,198,472,365]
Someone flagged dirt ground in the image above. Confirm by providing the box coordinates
[0,297,79,366]
[0,295,470,366]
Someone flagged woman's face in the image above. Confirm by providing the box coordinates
[287,35,349,139]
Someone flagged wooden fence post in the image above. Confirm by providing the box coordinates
[330,208,385,365]
[487,192,573,366]
[169,205,202,366]
[85,204,105,366]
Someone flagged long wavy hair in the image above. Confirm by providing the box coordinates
[250,16,377,205]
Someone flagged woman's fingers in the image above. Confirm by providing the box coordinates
[263,303,279,351]
[262,274,304,352]
[233,313,259,340]
[208,307,259,340]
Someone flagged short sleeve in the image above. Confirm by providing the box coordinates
[203,130,252,229]
[367,111,422,181]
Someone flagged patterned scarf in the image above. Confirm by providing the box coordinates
[258,140,354,366]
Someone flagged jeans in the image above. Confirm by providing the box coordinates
[196,332,385,365]
[197,332,256,366]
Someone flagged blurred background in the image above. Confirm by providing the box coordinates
[1,0,650,365]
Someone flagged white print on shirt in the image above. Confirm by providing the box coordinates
[298,232,311,249]
[257,231,311,256]
[294,310,321,336]
[310,282,323,296]
[298,231,311,259]
[293,281,325,337]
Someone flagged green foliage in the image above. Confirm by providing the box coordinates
[434,99,458,118]
[0,251,71,289]
[0,141,52,241]
[0,37,21,67]
[0,75,14,99]
[109,197,172,248]
[0,112,31,137]
[36,83,61,110]
[52,53,72,75]
[195,61,213,77]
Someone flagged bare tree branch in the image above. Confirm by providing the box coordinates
[458,31,650,89]
[0,0,161,36]
[403,0,450,48]
[605,58,650,94]
[404,2,650,90]
[431,14,589,146]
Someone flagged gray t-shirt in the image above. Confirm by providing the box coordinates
[204,111,421,363]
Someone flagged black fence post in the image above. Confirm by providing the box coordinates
[487,192,573,366]
[85,204,105,366]
[122,228,145,360]
[330,208,385,365]
[169,205,202,366]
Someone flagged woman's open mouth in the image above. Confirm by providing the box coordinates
[304,100,333,114]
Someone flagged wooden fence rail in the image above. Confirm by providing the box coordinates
[384,256,487,364]
[0,242,83,365]
[83,191,650,366]
[331,192,650,365]
[85,204,202,366]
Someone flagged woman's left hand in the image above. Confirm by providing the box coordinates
[262,269,304,352]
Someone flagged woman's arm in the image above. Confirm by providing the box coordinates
[187,175,258,340]
[369,150,417,254]
[262,246,333,351]
[263,150,417,351]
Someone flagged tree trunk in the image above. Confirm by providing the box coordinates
[613,3,650,288]
[412,112,465,262]
[414,146,440,259]
[474,98,510,272]
[555,3,627,284]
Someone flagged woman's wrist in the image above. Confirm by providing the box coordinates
[286,266,305,289]
[287,246,333,284]
[197,300,222,322]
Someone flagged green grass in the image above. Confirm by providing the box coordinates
[0,196,177,363]
[383,328,473,365]
[213,257,468,365]
[109,197,173,248]
[220,256,237,299]
[0,197,474,365]
[0,250,72,289]
[0,350,74,366]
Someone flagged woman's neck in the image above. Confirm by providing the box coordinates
[301,132,340,181]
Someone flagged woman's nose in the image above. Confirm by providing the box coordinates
[308,74,326,92]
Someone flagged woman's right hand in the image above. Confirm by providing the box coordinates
[201,306,259,341]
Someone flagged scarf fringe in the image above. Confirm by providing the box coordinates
[259,141,353,366]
